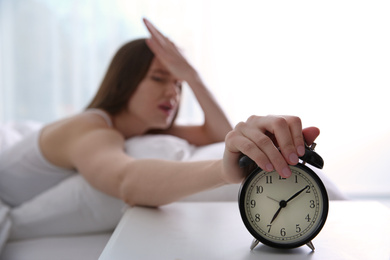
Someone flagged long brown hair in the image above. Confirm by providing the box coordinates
[86,39,154,114]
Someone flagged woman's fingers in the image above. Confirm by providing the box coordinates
[234,121,281,173]
[302,127,320,145]
[143,18,195,81]
[143,18,182,59]
[143,18,168,47]
[225,115,318,179]
[144,20,172,60]
[261,116,301,166]
[285,116,306,156]
[248,115,300,166]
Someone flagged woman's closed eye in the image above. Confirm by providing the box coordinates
[151,76,181,90]
[151,75,166,83]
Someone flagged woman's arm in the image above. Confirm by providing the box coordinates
[144,19,232,145]
[69,114,319,208]
[69,126,226,207]
[166,74,232,146]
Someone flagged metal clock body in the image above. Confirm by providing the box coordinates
[238,144,328,251]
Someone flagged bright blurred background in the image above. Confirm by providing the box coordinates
[1,0,389,203]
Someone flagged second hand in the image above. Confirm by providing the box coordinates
[267,196,280,203]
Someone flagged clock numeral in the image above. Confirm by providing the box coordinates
[267,225,272,233]
[250,200,256,208]
[256,186,264,194]
[266,176,273,184]
[278,176,286,180]
[295,175,298,183]
[306,186,311,193]
[296,224,301,233]
[309,200,315,208]
[255,214,261,222]
[305,214,311,222]
[280,228,286,237]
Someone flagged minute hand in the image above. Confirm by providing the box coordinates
[286,185,310,203]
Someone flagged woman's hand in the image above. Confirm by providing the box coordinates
[222,115,320,183]
[143,18,232,145]
[143,18,197,82]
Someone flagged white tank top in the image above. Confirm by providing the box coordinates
[0,109,113,207]
[86,109,113,127]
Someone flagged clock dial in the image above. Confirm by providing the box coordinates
[239,164,328,249]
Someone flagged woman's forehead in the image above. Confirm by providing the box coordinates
[149,58,169,74]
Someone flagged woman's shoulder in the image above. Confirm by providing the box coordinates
[83,109,113,127]
[39,111,124,170]
[43,110,122,143]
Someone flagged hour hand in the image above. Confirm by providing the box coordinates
[270,200,287,224]
[270,206,283,224]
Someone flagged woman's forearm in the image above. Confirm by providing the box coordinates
[119,159,226,207]
[186,73,232,142]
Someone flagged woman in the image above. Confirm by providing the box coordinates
[0,19,319,208]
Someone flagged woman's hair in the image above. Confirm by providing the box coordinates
[86,38,155,114]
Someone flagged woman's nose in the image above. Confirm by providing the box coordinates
[165,82,181,97]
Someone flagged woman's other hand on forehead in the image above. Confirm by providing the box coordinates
[143,18,196,82]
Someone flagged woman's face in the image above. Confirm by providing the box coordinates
[128,58,181,130]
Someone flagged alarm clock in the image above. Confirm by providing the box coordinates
[238,143,328,251]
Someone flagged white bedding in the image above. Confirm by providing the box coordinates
[0,121,345,260]
[2,233,111,260]
[0,200,11,254]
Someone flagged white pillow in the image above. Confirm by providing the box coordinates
[9,175,125,240]
[0,121,42,153]
[9,135,194,240]
[124,134,193,161]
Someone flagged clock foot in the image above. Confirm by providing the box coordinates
[250,238,260,250]
[306,241,315,251]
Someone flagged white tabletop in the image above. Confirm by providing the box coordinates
[99,201,390,260]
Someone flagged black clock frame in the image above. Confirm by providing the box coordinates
[238,163,329,249]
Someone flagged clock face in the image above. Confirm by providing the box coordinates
[239,164,329,249]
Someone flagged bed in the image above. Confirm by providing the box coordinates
[0,121,346,260]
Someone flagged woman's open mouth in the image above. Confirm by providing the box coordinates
[158,103,175,116]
